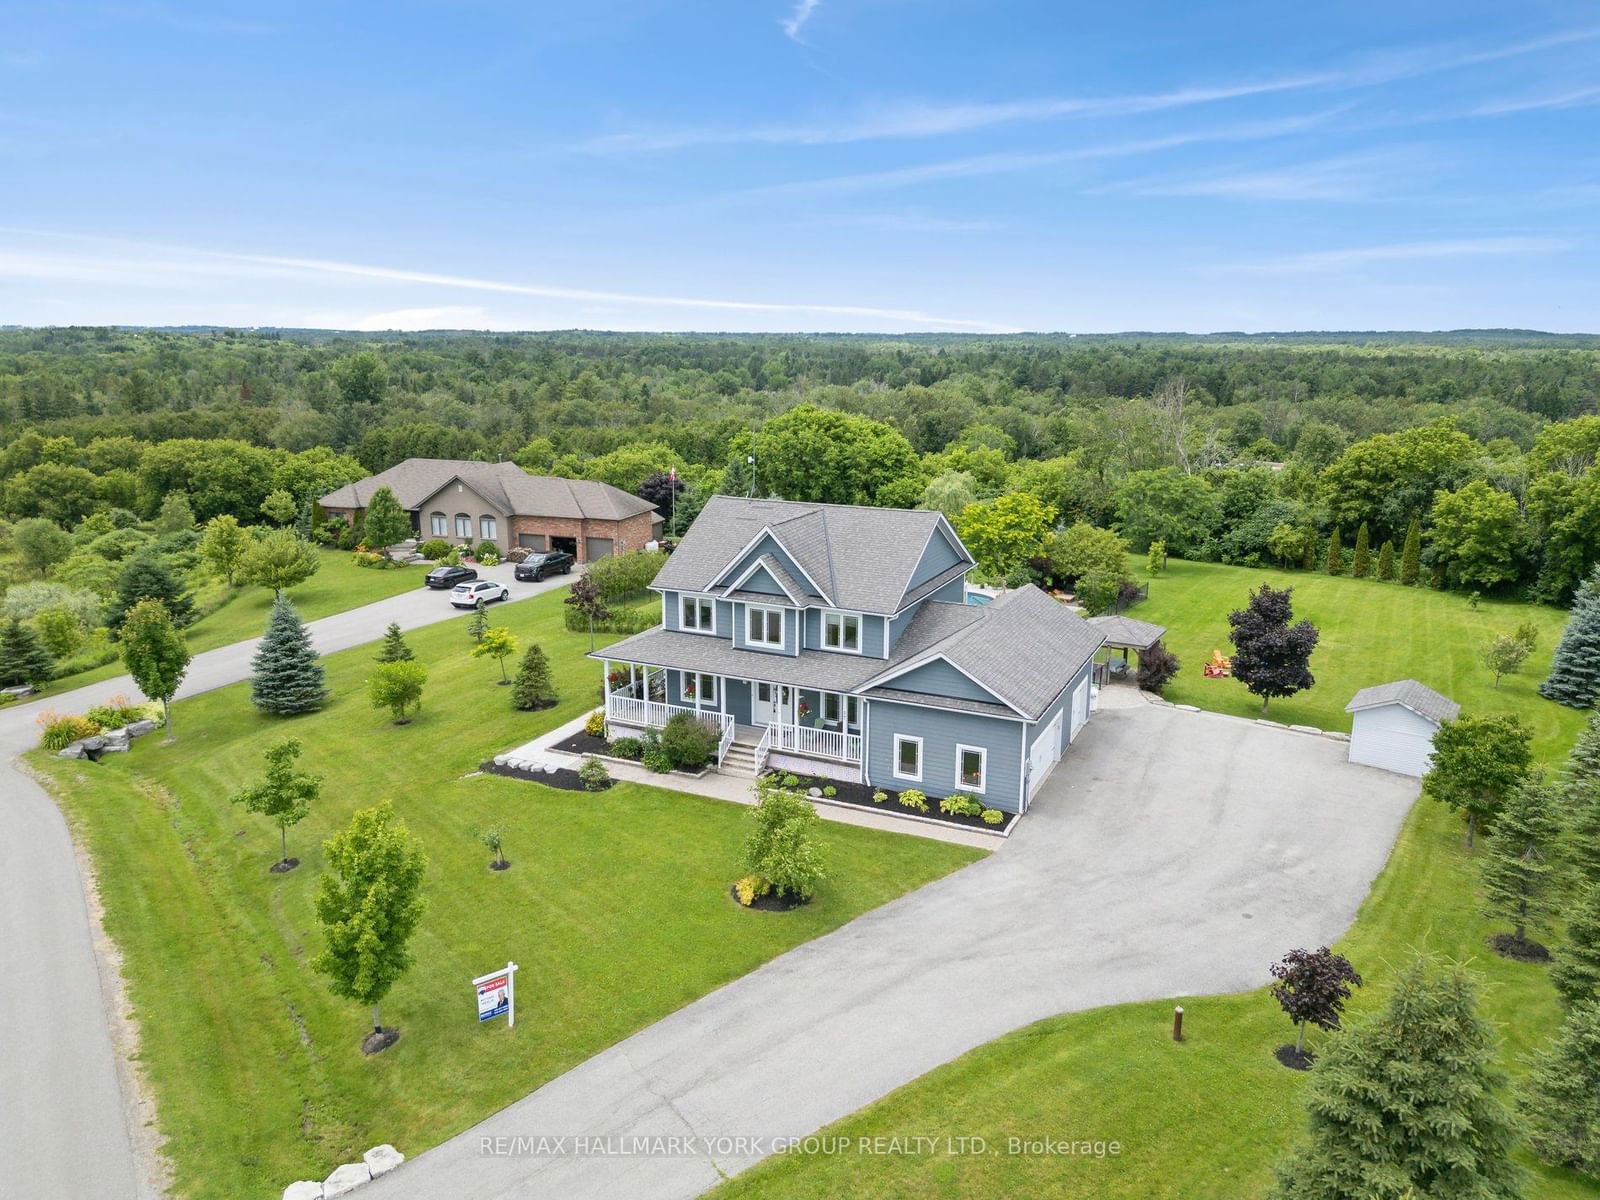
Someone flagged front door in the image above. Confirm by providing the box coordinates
[752,682,795,726]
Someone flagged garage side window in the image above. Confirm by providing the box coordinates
[480,515,497,542]
[955,744,986,792]
[893,734,922,782]
[454,513,471,539]
[429,511,446,536]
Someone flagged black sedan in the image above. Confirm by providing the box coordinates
[514,550,575,582]
[424,564,478,589]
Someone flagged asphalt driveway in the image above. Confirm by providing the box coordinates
[369,703,1419,1200]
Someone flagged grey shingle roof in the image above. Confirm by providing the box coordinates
[652,496,971,614]
[319,459,658,522]
[1345,680,1461,724]
[1085,614,1168,650]
[861,686,1022,720]
[593,627,893,694]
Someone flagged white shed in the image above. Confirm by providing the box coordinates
[1344,680,1461,778]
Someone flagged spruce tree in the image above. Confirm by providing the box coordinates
[1301,533,1318,572]
[1400,515,1422,586]
[1540,566,1600,709]
[1271,957,1521,1200]
[1377,538,1396,581]
[109,553,195,633]
[467,597,489,643]
[511,643,557,710]
[1325,527,1343,575]
[1568,710,1600,791]
[1551,884,1600,1009]
[1519,1000,1600,1175]
[1480,780,1560,954]
[0,617,56,687]
[1351,522,1370,578]
[375,622,414,663]
[250,594,329,716]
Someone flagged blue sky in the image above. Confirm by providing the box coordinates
[2,1,1597,332]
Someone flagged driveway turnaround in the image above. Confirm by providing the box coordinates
[0,564,571,1200]
[369,704,1418,1200]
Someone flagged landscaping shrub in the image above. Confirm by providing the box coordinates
[85,696,149,728]
[577,756,611,791]
[981,808,1004,825]
[584,710,607,738]
[562,603,658,635]
[37,711,101,751]
[418,538,451,561]
[872,790,888,804]
[744,779,826,901]
[586,548,668,600]
[660,711,716,770]
[822,785,837,797]
[734,875,771,907]
[897,789,929,813]
[783,774,800,788]
[939,793,983,817]
[475,540,498,561]
[1136,640,1181,694]
[640,729,672,773]
[609,736,643,759]
[349,550,387,569]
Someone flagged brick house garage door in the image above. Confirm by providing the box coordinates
[585,536,614,560]
[518,533,547,550]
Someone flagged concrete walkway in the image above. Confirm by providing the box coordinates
[0,564,572,1200]
[370,703,1418,1200]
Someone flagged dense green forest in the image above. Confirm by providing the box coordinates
[2,329,1598,658]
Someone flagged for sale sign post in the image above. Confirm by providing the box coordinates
[472,962,518,1027]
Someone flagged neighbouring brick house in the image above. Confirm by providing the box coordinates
[319,458,662,562]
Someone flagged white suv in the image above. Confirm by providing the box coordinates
[450,579,510,609]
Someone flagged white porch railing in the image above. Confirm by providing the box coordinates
[753,724,774,774]
[604,694,735,767]
[768,722,862,764]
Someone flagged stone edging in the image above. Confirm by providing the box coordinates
[1144,698,1351,742]
[283,1144,404,1199]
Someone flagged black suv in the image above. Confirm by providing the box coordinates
[514,550,575,582]
[424,564,478,589]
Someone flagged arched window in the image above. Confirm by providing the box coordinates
[480,515,497,542]
[455,513,471,538]
[430,511,446,536]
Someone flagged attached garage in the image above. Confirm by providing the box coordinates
[584,536,614,561]
[1345,680,1460,778]
[1027,713,1063,801]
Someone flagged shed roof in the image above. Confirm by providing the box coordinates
[1344,679,1461,725]
[1085,614,1168,650]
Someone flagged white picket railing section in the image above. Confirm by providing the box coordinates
[604,694,734,766]
[768,722,862,764]
[717,718,736,768]
[753,724,774,774]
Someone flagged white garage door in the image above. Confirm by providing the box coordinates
[1069,677,1090,740]
[1027,712,1063,801]
[1349,707,1438,777]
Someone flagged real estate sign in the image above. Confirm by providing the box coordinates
[472,961,518,1027]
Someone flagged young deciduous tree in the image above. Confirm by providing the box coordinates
[360,485,412,558]
[1227,584,1319,712]
[0,617,55,687]
[744,779,827,901]
[472,626,518,684]
[919,469,978,522]
[1519,1000,1600,1176]
[154,490,195,534]
[1480,780,1560,955]
[564,575,609,652]
[259,488,298,527]
[311,802,427,1047]
[511,642,557,710]
[250,594,329,716]
[1271,957,1521,1200]
[120,598,191,734]
[1351,522,1371,578]
[1400,514,1422,586]
[478,828,508,869]
[198,514,248,585]
[1300,532,1318,572]
[1479,633,1530,689]
[12,517,71,575]
[1423,714,1534,847]
[32,605,81,659]
[1377,538,1396,581]
[1551,884,1600,1009]
[1541,566,1600,709]
[369,660,427,724]
[238,529,321,596]
[1268,946,1363,1060]
[375,622,414,663]
[956,492,1057,578]
[230,737,320,870]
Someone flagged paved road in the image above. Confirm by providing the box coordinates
[0,564,571,1200]
[368,705,1418,1200]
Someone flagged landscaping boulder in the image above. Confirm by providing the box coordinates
[57,742,86,759]
[102,728,132,750]
[282,1182,324,1200]
[362,1144,404,1178]
[0,683,36,700]
[321,1162,371,1198]
[807,787,823,798]
[125,719,158,738]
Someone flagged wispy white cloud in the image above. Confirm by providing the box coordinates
[578,25,1600,153]
[1471,83,1600,116]
[0,231,1016,331]
[780,0,821,43]
[1231,236,1572,273]
[807,211,999,233]
[1103,152,1412,202]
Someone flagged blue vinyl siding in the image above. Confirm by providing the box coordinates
[737,563,788,597]
[662,590,679,631]
[907,526,967,592]
[886,658,1008,706]
[865,700,1024,812]
[927,576,966,603]
[719,534,813,597]
[887,604,918,652]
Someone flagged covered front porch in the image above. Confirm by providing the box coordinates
[599,659,864,777]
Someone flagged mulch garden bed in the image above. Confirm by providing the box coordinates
[479,760,614,792]
[361,1027,401,1055]
[1488,933,1550,962]
[268,857,300,874]
[554,730,615,757]
[765,771,1017,834]
[729,885,808,912]
[1274,1044,1315,1071]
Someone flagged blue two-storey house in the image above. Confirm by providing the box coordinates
[592,496,1106,814]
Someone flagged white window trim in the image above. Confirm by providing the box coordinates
[955,743,987,794]
[678,593,717,636]
[820,609,863,655]
[893,734,923,782]
[745,603,785,648]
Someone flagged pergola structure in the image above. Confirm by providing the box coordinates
[1086,614,1168,667]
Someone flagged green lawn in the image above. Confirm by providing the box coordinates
[1124,557,1585,764]
[714,798,1598,1200]
[16,549,426,701]
[35,587,984,1199]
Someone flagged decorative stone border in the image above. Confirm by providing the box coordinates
[283,1144,404,1199]
[1149,698,1351,742]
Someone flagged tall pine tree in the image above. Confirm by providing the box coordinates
[1551,884,1600,1009]
[1540,566,1600,709]
[1271,956,1521,1200]
[1400,515,1422,586]
[1325,527,1344,575]
[1301,533,1318,572]
[1480,780,1560,954]
[511,643,557,710]
[375,622,414,663]
[109,553,195,633]
[1377,538,1396,581]
[0,617,56,687]
[250,594,329,716]
[1351,522,1371,578]
[1519,1000,1600,1175]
